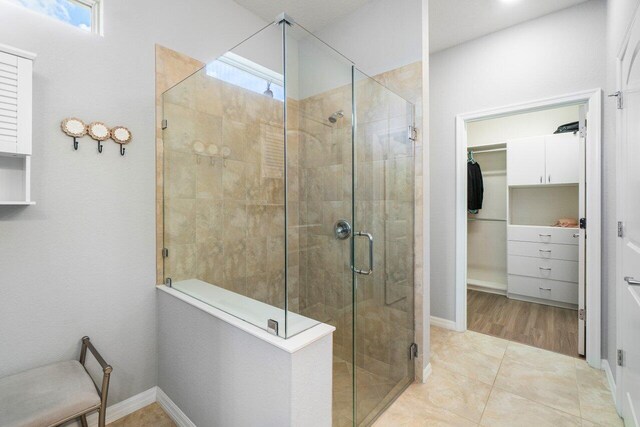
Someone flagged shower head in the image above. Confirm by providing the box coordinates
[328,110,344,123]
[263,81,274,98]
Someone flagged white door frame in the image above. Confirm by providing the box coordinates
[454,89,602,368]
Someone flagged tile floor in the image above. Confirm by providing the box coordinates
[105,326,622,426]
[106,403,175,427]
[373,326,623,426]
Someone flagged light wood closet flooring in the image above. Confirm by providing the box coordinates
[467,289,579,357]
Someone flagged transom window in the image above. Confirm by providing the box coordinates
[4,0,102,34]
[206,52,284,102]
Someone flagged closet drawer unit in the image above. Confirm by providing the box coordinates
[508,255,579,283]
[507,241,578,262]
[507,226,579,245]
[508,275,578,305]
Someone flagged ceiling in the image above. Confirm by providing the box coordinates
[234,0,591,52]
[232,0,372,33]
[429,0,590,53]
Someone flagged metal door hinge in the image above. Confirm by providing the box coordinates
[618,349,624,366]
[165,277,172,287]
[408,126,417,142]
[609,91,623,109]
[579,218,587,230]
[409,343,418,360]
[161,119,168,130]
[618,221,624,238]
[578,308,585,320]
[579,125,587,138]
[162,248,169,258]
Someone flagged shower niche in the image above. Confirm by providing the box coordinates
[161,14,416,426]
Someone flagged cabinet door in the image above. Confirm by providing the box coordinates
[507,136,546,186]
[545,133,579,184]
[0,53,32,156]
[0,51,19,154]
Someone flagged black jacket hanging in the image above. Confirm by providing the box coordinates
[468,161,484,211]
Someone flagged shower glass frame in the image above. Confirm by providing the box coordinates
[161,15,416,426]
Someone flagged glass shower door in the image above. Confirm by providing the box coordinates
[353,69,415,425]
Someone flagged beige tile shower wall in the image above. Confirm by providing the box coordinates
[378,62,424,379]
[157,45,297,311]
[293,61,423,379]
[156,45,204,285]
[293,85,354,358]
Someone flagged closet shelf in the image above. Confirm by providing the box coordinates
[482,170,507,176]
[468,218,506,222]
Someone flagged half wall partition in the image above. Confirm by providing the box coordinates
[161,15,416,426]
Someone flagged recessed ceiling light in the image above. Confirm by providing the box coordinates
[501,0,521,3]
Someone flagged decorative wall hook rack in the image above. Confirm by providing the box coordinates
[60,119,132,156]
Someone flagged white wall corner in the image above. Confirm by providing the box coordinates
[430,316,458,331]
[156,387,196,427]
[86,387,157,427]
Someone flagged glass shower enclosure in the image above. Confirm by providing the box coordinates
[162,14,415,426]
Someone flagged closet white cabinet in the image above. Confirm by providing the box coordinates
[507,133,579,186]
[507,226,579,308]
[506,136,546,186]
[545,133,580,185]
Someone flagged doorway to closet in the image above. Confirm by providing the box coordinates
[455,90,602,366]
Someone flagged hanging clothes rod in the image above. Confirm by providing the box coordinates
[468,147,507,154]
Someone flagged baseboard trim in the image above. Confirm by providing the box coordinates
[157,387,196,427]
[86,387,157,427]
[467,283,507,296]
[601,359,619,412]
[422,363,432,383]
[430,316,457,330]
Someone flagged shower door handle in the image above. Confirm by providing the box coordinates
[353,232,374,275]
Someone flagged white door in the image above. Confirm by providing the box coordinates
[545,133,579,185]
[618,6,640,425]
[507,136,545,186]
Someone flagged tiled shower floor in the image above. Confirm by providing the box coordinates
[333,356,409,427]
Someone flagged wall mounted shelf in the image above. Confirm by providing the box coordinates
[0,43,36,206]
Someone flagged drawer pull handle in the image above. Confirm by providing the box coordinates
[539,249,552,253]
[539,267,552,271]
[539,287,552,291]
[539,234,552,237]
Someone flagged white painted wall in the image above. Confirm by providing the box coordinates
[157,291,333,426]
[0,0,271,406]
[466,105,580,147]
[605,0,640,385]
[429,0,606,321]
[312,0,422,77]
